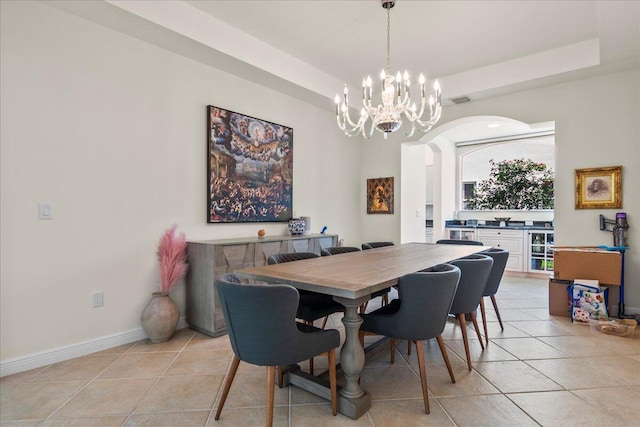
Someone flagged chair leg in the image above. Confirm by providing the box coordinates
[490,295,504,331]
[215,355,241,420]
[305,320,316,375]
[470,311,485,351]
[321,315,329,329]
[382,293,389,306]
[278,366,283,388]
[266,366,275,427]
[328,349,338,416]
[457,314,473,371]
[390,338,396,364]
[480,297,489,346]
[407,340,412,356]
[436,335,456,383]
[415,340,430,414]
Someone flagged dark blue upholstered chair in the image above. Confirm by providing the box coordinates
[359,264,460,414]
[214,274,340,426]
[320,246,360,256]
[361,241,394,250]
[436,239,484,246]
[267,252,343,374]
[448,254,493,370]
[267,252,319,264]
[479,248,509,345]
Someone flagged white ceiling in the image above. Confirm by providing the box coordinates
[49,0,639,140]
[183,0,639,100]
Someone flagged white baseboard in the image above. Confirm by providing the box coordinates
[1,317,188,377]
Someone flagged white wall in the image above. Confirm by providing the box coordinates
[401,145,426,243]
[358,135,402,244]
[0,2,360,366]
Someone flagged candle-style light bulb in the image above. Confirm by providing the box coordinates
[419,74,425,85]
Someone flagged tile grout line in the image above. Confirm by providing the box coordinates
[120,330,197,426]
[37,341,144,424]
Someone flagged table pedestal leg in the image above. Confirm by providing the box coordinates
[334,296,371,418]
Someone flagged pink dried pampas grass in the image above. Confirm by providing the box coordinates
[158,225,188,293]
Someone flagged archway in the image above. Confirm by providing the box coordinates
[402,116,552,243]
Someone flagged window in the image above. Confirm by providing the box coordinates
[462,181,476,210]
[459,137,554,210]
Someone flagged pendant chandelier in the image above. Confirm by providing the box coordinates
[335,0,442,140]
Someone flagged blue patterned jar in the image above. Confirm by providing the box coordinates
[288,218,305,235]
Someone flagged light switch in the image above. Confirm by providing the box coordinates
[39,202,53,220]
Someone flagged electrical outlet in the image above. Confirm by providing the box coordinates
[39,202,53,220]
[92,291,104,308]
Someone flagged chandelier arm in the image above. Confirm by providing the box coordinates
[403,123,417,138]
[413,108,442,129]
[360,120,376,139]
[341,107,365,129]
[403,97,427,122]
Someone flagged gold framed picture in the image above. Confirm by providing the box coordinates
[575,166,622,209]
[367,177,394,214]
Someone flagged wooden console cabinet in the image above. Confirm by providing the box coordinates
[185,234,338,337]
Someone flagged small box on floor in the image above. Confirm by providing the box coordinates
[549,278,572,317]
[548,278,620,317]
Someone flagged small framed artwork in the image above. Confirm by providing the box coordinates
[575,166,622,209]
[367,177,394,214]
[207,105,293,223]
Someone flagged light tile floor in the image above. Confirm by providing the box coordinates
[2,276,639,426]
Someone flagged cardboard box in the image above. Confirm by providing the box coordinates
[553,248,622,286]
[549,278,572,317]
[548,278,621,317]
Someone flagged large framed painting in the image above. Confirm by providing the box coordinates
[575,165,622,209]
[366,177,394,214]
[207,105,293,223]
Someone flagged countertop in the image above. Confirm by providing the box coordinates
[443,220,553,231]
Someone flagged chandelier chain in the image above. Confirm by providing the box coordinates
[386,7,391,75]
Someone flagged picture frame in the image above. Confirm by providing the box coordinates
[367,177,394,214]
[575,166,622,209]
[207,105,293,223]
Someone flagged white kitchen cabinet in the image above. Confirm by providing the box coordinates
[527,230,554,274]
[476,228,524,272]
[425,227,433,243]
[448,228,477,241]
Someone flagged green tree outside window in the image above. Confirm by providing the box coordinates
[466,158,554,210]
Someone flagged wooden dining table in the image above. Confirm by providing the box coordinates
[235,242,490,419]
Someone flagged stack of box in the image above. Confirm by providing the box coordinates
[549,248,622,317]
